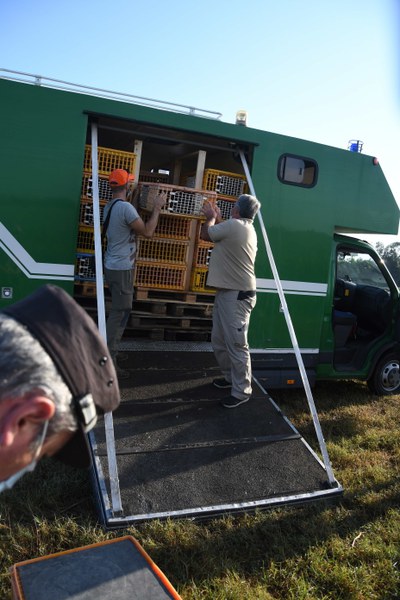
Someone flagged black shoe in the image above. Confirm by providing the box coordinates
[221,395,249,409]
[213,378,231,389]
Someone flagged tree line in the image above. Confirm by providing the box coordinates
[375,242,400,285]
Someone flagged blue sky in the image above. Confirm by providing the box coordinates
[1,0,399,244]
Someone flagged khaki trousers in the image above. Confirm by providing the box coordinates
[211,289,256,400]
[104,267,134,361]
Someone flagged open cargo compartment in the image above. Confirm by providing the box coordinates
[89,346,342,528]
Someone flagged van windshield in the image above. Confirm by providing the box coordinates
[337,250,389,292]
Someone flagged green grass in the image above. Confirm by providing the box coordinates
[1,380,399,599]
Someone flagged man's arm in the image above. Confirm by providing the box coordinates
[129,191,167,238]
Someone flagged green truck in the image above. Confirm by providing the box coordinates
[1,70,399,395]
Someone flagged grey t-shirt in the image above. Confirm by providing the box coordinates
[207,218,257,290]
[103,199,139,270]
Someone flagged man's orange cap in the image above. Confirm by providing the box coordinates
[108,169,135,187]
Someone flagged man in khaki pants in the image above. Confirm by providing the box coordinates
[201,194,260,408]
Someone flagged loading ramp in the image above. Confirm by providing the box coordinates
[89,345,342,528]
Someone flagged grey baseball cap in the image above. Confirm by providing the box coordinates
[2,284,120,468]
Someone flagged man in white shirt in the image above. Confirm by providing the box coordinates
[201,194,260,408]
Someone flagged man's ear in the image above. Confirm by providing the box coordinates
[0,395,55,448]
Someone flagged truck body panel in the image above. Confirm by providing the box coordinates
[1,75,399,392]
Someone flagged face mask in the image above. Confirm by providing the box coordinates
[0,420,49,493]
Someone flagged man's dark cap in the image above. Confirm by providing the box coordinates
[2,284,120,468]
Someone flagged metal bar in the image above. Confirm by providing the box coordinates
[239,150,337,486]
[104,485,343,526]
[0,68,222,119]
[90,123,123,514]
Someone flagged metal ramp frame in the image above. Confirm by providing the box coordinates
[86,124,342,527]
[89,346,342,528]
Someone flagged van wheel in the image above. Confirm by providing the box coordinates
[367,353,400,395]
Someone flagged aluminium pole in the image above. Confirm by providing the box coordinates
[239,150,336,486]
[91,123,123,513]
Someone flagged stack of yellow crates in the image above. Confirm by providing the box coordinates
[75,146,137,286]
[136,182,217,292]
[189,168,247,292]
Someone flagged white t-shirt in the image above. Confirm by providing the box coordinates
[103,199,139,270]
[207,218,257,290]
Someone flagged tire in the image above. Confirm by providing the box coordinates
[367,352,400,395]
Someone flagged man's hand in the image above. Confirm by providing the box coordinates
[202,200,217,220]
[154,190,168,211]
[202,200,223,224]
[214,204,222,223]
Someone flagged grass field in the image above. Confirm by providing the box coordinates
[1,380,399,599]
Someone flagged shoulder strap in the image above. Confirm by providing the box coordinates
[102,199,121,236]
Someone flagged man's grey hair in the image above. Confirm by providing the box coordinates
[236,194,261,220]
[0,315,78,439]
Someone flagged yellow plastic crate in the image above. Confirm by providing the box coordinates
[190,267,215,293]
[140,212,193,240]
[134,262,187,290]
[193,242,214,268]
[139,183,216,217]
[81,172,113,202]
[216,195,236,220]
[79,199,107,226]
[202,169,247,197]
[84,145,136,176]
[137,238,190,265]
[76,225,106,253]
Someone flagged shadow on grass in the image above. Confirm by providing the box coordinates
[144,477,400,587]
[268,379,393,443]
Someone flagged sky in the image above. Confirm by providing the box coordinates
[1,0,399,246]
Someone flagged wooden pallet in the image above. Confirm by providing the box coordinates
[134,287,215,304]
[74,281,110,298]
[124,326,210,342]
[74,281,97,297]
[74,284,213,342]
[132,299,213,318]
[129,312,212,329]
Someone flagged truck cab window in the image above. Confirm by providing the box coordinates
[337,250,389,291]
[334,249,392,346]
[278,154,318,187]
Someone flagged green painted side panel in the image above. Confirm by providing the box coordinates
[249,292,326,349]
[0,80,88,304]
[0,78,398,356]
[1,83,87,258]
[247,134,398,348]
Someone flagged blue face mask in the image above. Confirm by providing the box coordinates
[0,420,49,493]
